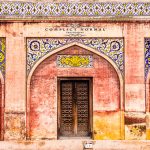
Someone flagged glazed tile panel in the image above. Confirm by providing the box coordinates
[57,55,93,68]
[0,38,5,77]
[0,2,150,17]
[27,38,124,76]
[145,38,150,79]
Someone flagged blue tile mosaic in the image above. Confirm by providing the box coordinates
[0,2,150,18]
[27,38,124,76]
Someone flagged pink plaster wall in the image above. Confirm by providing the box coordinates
[124,24,145,112]
[0,21,147,141]
[0,80,2,140]
[30,45,120,139]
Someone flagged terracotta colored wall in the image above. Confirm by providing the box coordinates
[123,24,146,140]
[3,23,26,140]
[0,22,149,141]
[30,46,120,139]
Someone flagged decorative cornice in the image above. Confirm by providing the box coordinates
[0,2,150,20]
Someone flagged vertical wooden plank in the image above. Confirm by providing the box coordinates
[76,80,90,136]
[57,78,60,139]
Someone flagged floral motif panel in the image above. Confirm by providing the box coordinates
[27,38,124,76]
[0,2,150,18]
[0,38,5,77]
[57,55,93,68]
[145,38,150,80]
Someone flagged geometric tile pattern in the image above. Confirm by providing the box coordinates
[27,38,124,76]
[0,2,150,18]
[145,38,150,80]
[0,38,5,77]
[57,55,93,68]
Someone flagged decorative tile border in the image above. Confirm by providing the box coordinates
[0,2,150,18]
[27,38,124,76]
[145,38,150,80]
[57,55,93,68]
[0,38,5,77]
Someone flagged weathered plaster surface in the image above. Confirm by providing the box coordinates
[30,46,120,139]
[1,0,150,2]
[125,112,146,140]
[4,113,25,140]
[0,19,149,149]
[0,140,150,150]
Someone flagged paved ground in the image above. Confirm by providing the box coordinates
[0,140,150,150]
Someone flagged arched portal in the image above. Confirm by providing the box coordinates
[27,43,124,140]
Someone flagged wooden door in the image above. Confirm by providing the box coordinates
[59,79,91,137]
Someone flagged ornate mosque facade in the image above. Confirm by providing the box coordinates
[0,0,150,149]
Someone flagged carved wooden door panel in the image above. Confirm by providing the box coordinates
[60,80,90,137]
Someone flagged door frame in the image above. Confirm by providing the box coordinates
[57,77,93,139]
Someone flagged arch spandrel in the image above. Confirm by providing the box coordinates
[27,38,124,85]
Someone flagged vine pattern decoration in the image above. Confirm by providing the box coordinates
[57,55,93,68]
[0,2,150,18]
[27,38,124,76]
[145,38,150,80]
[0,38,5,77]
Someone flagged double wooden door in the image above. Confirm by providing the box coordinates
[58,78,92,138]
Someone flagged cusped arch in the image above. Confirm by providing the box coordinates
[26,42,124,139]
